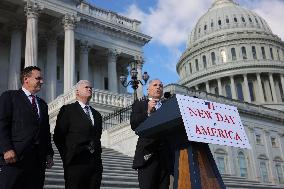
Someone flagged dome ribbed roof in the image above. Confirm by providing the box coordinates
[188,0,272,46]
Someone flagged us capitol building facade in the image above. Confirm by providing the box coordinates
[0,0,284,188]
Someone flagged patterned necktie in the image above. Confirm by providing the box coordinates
[84,106,91,120]
[30,95,39,117]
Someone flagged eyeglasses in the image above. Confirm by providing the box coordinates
[35,77,43,80]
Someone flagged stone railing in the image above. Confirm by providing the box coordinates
[48,87,133,114]
[78,2,140,31]
[48,86,77,115]
[91,89,133,107]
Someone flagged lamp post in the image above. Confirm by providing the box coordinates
[120,67,149,101]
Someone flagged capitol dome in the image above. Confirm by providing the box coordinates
[177,0,284,110]
[188,0,272,46]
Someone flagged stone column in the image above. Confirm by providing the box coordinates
[217,78,223,96]
[63,14,77,93]
[107,49,118,92]
[281,74,284,98]
[256,73,265,103]
[243,74,251,103]
[8,26,22,90]
[24,1,41,67]
[79,42,90,81]
[135,56,144,99]
[230,76,237,99]
[45,35,57,102]
[93,56,102,89]
[269,73,278,102]
[206,81,210,93]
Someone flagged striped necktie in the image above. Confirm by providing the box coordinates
[84,106,91,120]
[30,95,39,118]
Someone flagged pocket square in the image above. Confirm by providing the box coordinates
[144,153,152,161]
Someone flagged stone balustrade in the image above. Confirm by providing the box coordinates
[91,89,133,107]
[79,3,140,31]
[48,87,133,115]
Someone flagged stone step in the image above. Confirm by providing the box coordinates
[46,168,137,175]
[44,145,139,189]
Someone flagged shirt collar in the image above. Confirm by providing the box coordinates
[22,87,33,97]
[77,100,89,109]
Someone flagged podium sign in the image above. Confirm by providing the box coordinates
[176,94,251,149]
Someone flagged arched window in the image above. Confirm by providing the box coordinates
[220,50,227,63]
[255,18,259,24]
[279,81,284,102]
[214,87,219,95]
[249,17,252,22]
[226,18,229,23]
[248,81,255,101]
[260,161,269,182]
[252,46,257,59]
[211,52,216,65]
[231,48,237,61]
[236,83,244,101]
[218,20,222,26]
[241,47,247,60]
[211,21,214,27]
[270,48,274,60]
[261,47,266,59]
[262,81,267,101]
[189,62,192,74]
[241,17,245,22]
[195,59,199,71]
[275,162,284,183]
[225,85,232,99]
[204,25,207,31]
[215,149,227,174]
[198,28,201,33]
[203,55,207,69]
[238,152,248,177]
[234,17,238,22]
[277,49,280,60]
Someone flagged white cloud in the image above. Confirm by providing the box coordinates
[124,0,284,47]
[251,0,284,40]
[124,0,211,49]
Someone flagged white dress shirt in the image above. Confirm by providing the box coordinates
[22,87,40,117]
[77,101,94,125]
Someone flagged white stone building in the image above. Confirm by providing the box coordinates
[177,0,284,111]
[0,0,150,102]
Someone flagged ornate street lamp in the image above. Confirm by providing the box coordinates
[120,67,149,101]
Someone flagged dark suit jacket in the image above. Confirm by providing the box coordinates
[53,101,102,166]
[130,98,164,169]
[0,89,54,165]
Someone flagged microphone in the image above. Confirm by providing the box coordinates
[163,92,172,99]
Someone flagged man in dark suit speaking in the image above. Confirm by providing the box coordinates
[0,66,54,189]
[54,80,103,189]
[130,79,170,189]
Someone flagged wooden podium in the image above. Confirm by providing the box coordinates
[135,95,226,189]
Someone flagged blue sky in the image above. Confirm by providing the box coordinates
[89,0,284,88]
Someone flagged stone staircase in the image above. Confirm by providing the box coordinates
[44,144,139,189]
